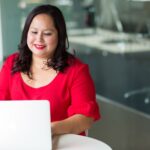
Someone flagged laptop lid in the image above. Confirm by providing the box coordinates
[0,100,51,150]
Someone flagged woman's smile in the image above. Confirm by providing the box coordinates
[34,44,46,50]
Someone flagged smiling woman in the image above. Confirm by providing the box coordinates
[0,4,100,137]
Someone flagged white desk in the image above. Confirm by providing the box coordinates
[52,134,112,150]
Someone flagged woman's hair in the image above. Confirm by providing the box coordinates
[12,4,73,76]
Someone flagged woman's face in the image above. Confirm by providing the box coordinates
[27,13,58,59]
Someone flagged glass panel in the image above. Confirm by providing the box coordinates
[64,0,150,149]
[0,2,3,66]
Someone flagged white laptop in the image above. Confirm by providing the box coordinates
[0,100,52,150]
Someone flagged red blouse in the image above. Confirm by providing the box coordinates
[0,53,100,122]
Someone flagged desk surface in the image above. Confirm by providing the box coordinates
[52,134,112,150]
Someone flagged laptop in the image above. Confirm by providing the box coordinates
[0,100,52,150]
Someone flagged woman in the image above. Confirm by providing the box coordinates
[0,4,100,136]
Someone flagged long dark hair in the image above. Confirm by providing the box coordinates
[12,4,73,76]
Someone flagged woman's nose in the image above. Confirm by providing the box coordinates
[37,33,43,41]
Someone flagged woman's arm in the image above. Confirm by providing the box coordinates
[0,57,12,100]
[51,114,93,135]
[51,62,100,136]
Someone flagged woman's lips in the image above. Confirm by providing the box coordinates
[34,44,46,50]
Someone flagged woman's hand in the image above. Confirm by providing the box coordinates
[51,121,58,136]
[51,114,93,136]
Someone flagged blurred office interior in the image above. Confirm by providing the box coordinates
[0,0,150,149]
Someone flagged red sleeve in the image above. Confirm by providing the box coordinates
[0,54,17,100]
[68,62,100,121]
[0,60,11,100]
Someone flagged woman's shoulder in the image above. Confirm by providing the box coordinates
[5,52,19,60]
[68,56,88,69]
[65,56,89,76]
[4,52,19,67]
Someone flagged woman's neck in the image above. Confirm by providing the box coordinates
[31,55,51,70]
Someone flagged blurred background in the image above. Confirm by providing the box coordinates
[0,0,150,149]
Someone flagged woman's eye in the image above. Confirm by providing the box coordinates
[31,31,37,34]
[44,33,52,36]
